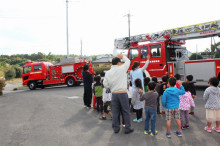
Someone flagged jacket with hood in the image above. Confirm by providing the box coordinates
[162,86,185,109]
[203,86,220,109]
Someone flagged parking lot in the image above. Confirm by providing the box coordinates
[0,85,220,146]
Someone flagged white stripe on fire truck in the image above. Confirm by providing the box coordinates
[141,60,160,63]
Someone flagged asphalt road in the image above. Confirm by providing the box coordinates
[0,85,219,146]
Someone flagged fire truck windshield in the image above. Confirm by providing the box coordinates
[129,47,139,60]
[24,66,31,74]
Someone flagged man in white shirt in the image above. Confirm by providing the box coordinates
[103,54,133,134]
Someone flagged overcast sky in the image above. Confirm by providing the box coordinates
[0,0,220,56]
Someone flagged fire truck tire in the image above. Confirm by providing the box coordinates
[66,77,75,87]
[28,81,37,90]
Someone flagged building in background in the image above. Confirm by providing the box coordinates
[92,56,112,68]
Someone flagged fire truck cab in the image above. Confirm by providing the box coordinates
[127,41,186,77]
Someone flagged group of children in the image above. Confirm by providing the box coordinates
[91,73,220,137]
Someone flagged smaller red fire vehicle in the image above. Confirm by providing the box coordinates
[22,60,93,90]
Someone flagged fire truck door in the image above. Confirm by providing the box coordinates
[148,44,165,77]
[140,46,150,77]
[32,64,44,80]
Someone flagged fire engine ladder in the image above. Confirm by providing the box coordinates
[114,19,220,50]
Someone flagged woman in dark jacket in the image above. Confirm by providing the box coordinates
[82,64,93,108]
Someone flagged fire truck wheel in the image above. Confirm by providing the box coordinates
[28,81,37,90]
[66,77,75,87]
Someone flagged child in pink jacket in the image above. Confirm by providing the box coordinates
[179,82,195,129]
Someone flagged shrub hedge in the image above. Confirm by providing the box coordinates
[93,67,110,77]
[0,77,6,96]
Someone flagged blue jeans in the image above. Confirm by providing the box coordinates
[145,107,156,134]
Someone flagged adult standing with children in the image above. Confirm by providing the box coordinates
[82,64,93,109]
[103,54,134,134]
[130,55,150,92]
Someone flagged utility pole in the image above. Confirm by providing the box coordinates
[80,39,82,58]
[66,0,69,58]
[124,12,131,44]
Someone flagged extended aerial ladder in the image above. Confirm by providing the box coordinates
[115,20,220,50]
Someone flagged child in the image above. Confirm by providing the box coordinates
[159,75,168,115]
[144,77,150,93]
[140,81,158,136]
[152,77,160,93]
[203,77,220,133]
[162,77,185,138]
[131,78,144,122]
[186,75,196,115]
[152,76,160,114]
[102,86,112,120]
[93,76,104,119]
[179,82,195,129]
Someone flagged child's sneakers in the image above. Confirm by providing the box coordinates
[133,118,138,122]
[137,118,143,123]
[150,131,158,136]
[166,132,171,138]
[144,130,151,135]
[212,127,220,133]
[204,126,212,133]
[174,131,182,137]
[99,116,106,120]
[182,125,189,130]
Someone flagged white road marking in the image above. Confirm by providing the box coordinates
[66,96,80,99]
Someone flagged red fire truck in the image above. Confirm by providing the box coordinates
[22,60,93,90]
[114,20,220,82]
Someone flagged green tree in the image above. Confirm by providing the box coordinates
[94,67,110,76]
[202,48,211,55]
[214,50,220,58]
[189,53,203,60]
[10,57,23,65]
[4,66,16,80]
[47,52,54,61]
[92,56,97,61]
[13,65,22,78]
